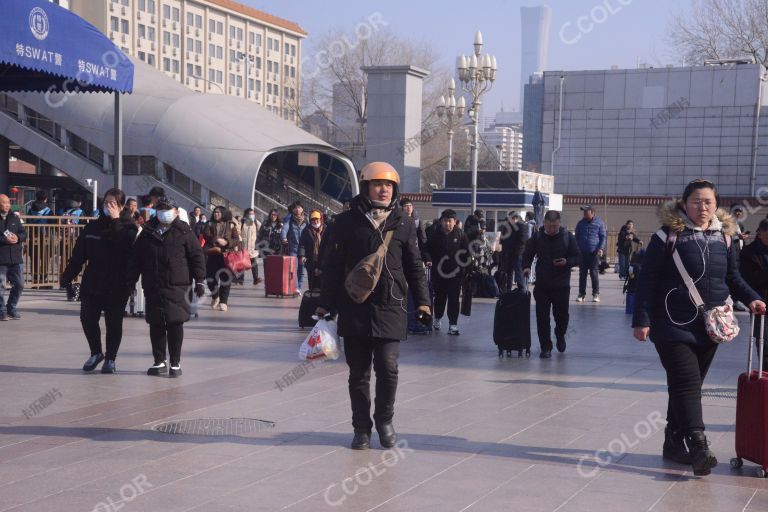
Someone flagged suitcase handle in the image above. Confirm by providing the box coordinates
[748,313,766,379]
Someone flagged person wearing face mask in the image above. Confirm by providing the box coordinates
[298,210,325,291]
[128,197,206,377]
[281,201,308,295]
[240,208,262,286]
[202,206,240,310]
[61,189,138,373]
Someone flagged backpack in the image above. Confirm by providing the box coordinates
[662,229,731,255]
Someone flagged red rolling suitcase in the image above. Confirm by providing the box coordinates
[264,255,297,297]
[733,314,768,477]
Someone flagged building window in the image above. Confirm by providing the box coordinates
[217,21,223,35]
[148,0,155,12]
[248,78,254,91]
[285,42,289,55]
[148,26,155,39]
[187,37,193,49]
[187,12,194,26]
[209,43,215,56]
[138,24,146,38]
[111,16,119,32]
[229,26,236,39]
[209,19,215,33]
[229,73,235,85]
[229,49,236,61]
[172,7,180,22]
[138,51,146,61]
[121,19,129,34]
[163,57,171,72]
[163,31,171,46]
[237,28,243,40]
[291,45,296,57]
[284,86,289,97]
[290,66,295,78]
[209,69,215,82]
[217,70,223,83]
[172,33,180,48]
[173,60,180,74]
[187,63,194,76]
[139,0,145,10]
[147,54,156,66]
[256,56,262,69]
[255,79,261,92]
[195,65,201,75]
[267,38,272,51]
[195,40,202,53]
[284,65,289,76]
[217,46,223,59]
[163,4,170,18]
[195,15,202,29]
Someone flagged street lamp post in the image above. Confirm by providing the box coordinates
[236,51,255,100]
[456,31,497,214]
[436,78,466,172]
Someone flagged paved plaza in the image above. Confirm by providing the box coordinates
[1,274,768,512]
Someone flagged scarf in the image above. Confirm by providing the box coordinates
[293,212,306,226]
[310,225,324,257]
[365,199,392,230]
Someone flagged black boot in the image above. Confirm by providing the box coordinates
[376,423,397,449]
[351,431,370,450]
[685,430,718,476]
[663,427,690,464]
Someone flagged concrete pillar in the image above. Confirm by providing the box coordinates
[0,136,9,195]
[362,65,429,193]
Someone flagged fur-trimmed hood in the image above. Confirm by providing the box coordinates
[657,200,736,236]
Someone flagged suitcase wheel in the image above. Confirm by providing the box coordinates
[730,458,743,469]
[506,350,512,358]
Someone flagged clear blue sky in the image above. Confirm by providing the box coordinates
[244,0,689,116]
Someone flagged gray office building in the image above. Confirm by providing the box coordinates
[523,72,545,171]
[528,63,768,196]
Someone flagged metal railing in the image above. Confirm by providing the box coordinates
[17,216,96,288]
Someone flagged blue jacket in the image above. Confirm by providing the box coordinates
[281,213,307,255]
[575,216,606,254]
[632,202,760,346]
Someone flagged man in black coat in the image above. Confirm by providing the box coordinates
[61,188,138,373]
[423,209,469,335]
[501,211,529,290]
[128,197,206,377]
[523,210,581,358]
[464,209,485,242]
[740,219,768,370]
[316,162,431,451]
[0,194,27,321]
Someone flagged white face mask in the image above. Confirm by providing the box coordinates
[248,214,256,221]
[311,221,321,229]
[157,210,176,224]
[200,217,207,223]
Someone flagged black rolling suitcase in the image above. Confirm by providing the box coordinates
[298,289,321,328]
[493,283,531,358]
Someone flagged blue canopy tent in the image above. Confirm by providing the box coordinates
[0,0,134,194]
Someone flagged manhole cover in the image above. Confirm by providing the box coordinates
[702,388,737,401]
[153,418,275,436]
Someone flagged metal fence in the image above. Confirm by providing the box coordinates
[18,216,95,288]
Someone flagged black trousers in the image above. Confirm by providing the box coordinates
[654,341,718,433]
[434,275,461,325]
[344,336,400,433]
[578,252,600,296]
[150,323,184,366]
[504,253,524,290]
[80,293,129,360]
[206,253,231,304]
[533,286,570,351]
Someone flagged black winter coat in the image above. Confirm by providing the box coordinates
[423,226,470,282]
[632,202,760,346]
[61,213,138,298]
[319,196,429,341]
[617,226,642,255]
[522,227,581,289]
[0,212,27,265]
[500,220,529,257]
[128,218,206,325]
[740,238,768,300]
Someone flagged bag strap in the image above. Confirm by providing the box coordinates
[380,228,394,250]
[656,229,705,308]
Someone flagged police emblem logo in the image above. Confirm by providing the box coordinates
[29,7,50,41]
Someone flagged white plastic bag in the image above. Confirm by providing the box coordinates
[299,319,340,361]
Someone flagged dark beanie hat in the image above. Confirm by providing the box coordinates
[440,209,457,220]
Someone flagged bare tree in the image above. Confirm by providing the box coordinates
[671,0,768,66]
[299,24,450,164]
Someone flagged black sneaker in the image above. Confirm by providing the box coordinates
[169,365,182,378]
[7,310,20,320]
[0,314,7,322]
[147,361,168,376]
[556,338,567,353]
[540,350,552,359]
[351,431,371,450]
[101,360,117,374]
[82,354,105,372]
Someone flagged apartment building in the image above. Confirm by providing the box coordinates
[482,126,524,171]
[68,0,306,122]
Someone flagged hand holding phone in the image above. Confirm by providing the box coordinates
[553,257,567,267]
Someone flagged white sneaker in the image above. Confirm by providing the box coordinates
[218,303,228,311]
[433,318,442,331]
[211,297,220,309]
[448,325,460,336]
[296,289,302,296]
[576,295,585,303]
[592,294,600,303]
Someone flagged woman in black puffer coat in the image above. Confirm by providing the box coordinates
[61,188,138,374]
[633,179,765,476]
[128,197,206,377]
